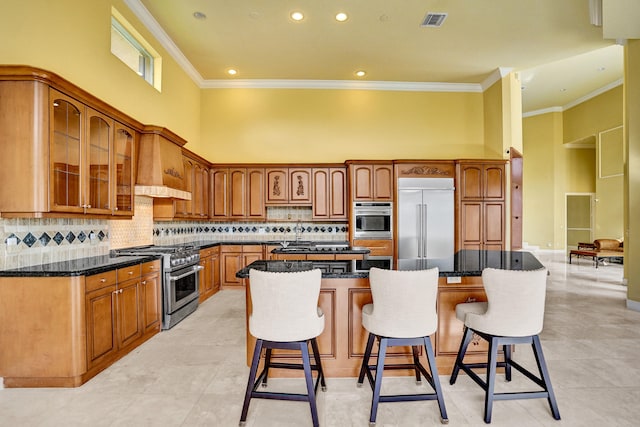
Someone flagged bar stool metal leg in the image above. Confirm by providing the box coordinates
[357,333,376,388]
[300,342,320,427]
[412,345,422,384]
[532,336,561,420]
[369,337,388,426]
[240,339,263,426]
[423,336,449,424]
[310,338,327,392]
[484,337,500,423]
[449,326,474,385]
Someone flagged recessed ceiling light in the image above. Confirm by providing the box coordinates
[355,70,366,78]
[193,11,207,20]
[290,11,304,21]
[227,69,238,76]
[335,12,348,22]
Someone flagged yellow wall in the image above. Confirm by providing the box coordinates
[483,80,504,159]
[197,88,488,163]
[626,39,640,303]
[564,87,623,240]
[0,0,201,146]
[522,112,563,248]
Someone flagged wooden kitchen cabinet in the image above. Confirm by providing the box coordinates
[199,246,221,302]
[348,162,393,201]
[312,167,347,220]
[211,167,265,219]
[141,260,161,334]
[265,167,312,205]
[437,286,489,356]
[174,154,209,220]
[220,245,262,288]
[0,67,137,218]
[457,160,506,251]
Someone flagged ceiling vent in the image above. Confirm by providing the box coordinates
[421,12,447,27]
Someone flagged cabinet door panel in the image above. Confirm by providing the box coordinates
[86,285,117,369]
[461,202,482,244]
[373,165,393,201]
[459,165,482,200]
[330,168,347,218]
[484,165,505,199]
[229,168,246,217]
[117,279,142,349]
[312,168,329,218]
[210,168,228,218]
[86,109,113,213]
[113,123,134,215]
[247,168,265,218]
[289,168,312,203]
[141,273,161,333]
[484,202,505,246]
[353,165,373,200]
[437,289,489,355]
[265,168,288,204]
[221,252,243,286]
[50,90,84,212]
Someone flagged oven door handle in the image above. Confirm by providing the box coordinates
[169,265,204,281]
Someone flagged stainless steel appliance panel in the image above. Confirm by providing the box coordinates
[398,178,454,270]
[353,202,392,239]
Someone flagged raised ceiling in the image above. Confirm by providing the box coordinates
[133,0,624,113]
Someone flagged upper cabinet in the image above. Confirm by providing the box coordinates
[348,162,393,201]
[458,161,505,201]
[456,160,507,251]
[312,167,347,220]
[173,153,209,220]
[0,69,139,218]
[265,167,312,205]
[211,167,265,220]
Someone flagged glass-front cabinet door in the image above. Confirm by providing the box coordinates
[114,123,135,216]
[50,90,84,213]
[86,108,113,214]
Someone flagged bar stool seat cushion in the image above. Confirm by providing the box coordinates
[455,301,487,323]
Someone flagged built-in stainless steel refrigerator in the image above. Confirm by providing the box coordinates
[397,177,455,270]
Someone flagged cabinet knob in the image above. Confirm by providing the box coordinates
[100,278,106,283]
[119,289,123,294]
[128,271,133,275]
[142,280,147,285]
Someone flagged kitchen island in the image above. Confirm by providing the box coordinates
[237,250,545,377]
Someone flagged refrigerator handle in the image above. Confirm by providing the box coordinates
[422,203,428,260]
[416,204,422,258]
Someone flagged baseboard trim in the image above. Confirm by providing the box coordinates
[627,299,640,312]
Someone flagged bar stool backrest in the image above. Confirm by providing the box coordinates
[248,269,324,342]
[366,267,439,338]
[467,268,548,337]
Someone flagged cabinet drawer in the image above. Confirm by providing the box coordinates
[117,264,141,282]
[141,260,161,276]
[200,247,218,257]
[242,245,263,253]
[220,245,243,253]
[86,270,117,293]
[353,239,393,256]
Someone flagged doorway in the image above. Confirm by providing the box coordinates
[566,193,594,249]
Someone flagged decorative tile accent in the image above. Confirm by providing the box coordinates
[23,233,36,247]
[66,232,76,244]
[53,232,64,245]
[39,233,51,247]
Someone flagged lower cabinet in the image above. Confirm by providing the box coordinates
[199,246,221,302]
[85,261,160,374]
[221,245,263,288]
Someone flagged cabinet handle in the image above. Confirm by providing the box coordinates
[465,297,477,303]
[119,289,123,294]
[128,271,133,275]
[142,280,147,285]
[100,278,106,283]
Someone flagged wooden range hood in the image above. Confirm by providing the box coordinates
[135,126,191,200]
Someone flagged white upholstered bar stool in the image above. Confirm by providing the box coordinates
[357,267,448,426]
[240,268,326,427]
[449,267,560,424]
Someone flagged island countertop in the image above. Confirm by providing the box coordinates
[236,250,545,279]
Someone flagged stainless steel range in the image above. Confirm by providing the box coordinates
[112,246,202,329]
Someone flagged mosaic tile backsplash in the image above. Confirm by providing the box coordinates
[1,200,348,269]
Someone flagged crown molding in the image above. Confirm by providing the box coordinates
[523,78,624,117]
[124,0,204,85]
[480,67,514,90]
[562,78,624,110]
[200,79,482,92]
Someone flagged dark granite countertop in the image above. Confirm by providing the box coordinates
[271,245,370,255]
[237,250,544,280]
[0,254,161,277]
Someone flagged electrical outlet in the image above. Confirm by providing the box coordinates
[447,276,462,284]
[6,237,18,246]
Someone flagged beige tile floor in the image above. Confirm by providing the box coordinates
[1,251,639,426]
